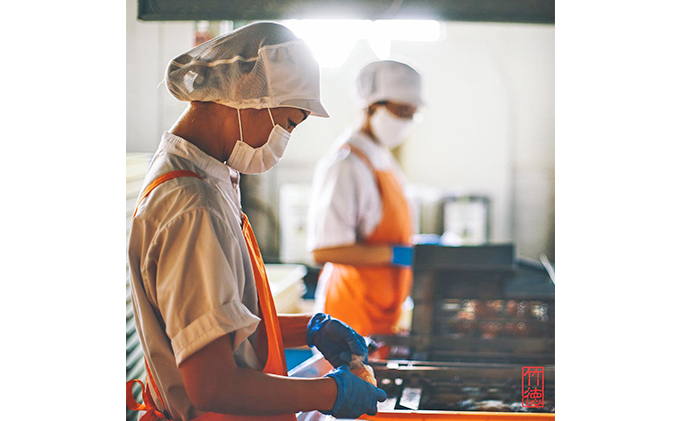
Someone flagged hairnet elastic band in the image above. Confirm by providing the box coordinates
[169,55,259,69]
[169,40,305,70]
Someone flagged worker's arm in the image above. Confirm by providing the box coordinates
[312,243,393,266]
[278,313,313,348]
[179,334,337,415]
[312,243,413,267]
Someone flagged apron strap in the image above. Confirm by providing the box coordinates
[126,377,169,420]
[133,170,203,217]
[344,144,376,173]
[241,214,288,376]
[145,357,168,412]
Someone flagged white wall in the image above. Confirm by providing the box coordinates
[126,0,194,152]
[281,23,555,260]
[394,23,555,259]
[126,7,555,260]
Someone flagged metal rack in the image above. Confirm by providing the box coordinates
[367,244,555,417]
[404,244,555,365]
[292,244,555,418]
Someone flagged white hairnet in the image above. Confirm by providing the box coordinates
[166,22,329,118]
[356,60,424,108]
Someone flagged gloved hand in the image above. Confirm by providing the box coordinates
[306,313,368,367]
[391,245,413,266]
[323,365,388,418]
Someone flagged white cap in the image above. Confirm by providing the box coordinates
[356,60,424,108]
[166,22,329,118]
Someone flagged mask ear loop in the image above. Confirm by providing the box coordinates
[267,108,276,128]
[237,108,244,142]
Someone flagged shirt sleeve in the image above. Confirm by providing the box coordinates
[307,153,381,251]
[149,208,261,366]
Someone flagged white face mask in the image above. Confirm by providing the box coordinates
[370,107,415,149]
[227,108,291,174]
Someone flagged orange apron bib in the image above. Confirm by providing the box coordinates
[321,144,413,336]
[126,171,294,421]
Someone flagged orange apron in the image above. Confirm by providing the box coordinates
[126,170,294,421]
[321,144,413,336]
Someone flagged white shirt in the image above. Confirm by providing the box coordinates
[128,132,263,421]
[307,129,408,252]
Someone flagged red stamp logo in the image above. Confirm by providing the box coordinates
[522,366,544,408]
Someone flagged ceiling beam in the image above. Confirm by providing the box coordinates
[138,0,554,25]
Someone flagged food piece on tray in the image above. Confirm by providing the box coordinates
[349,354,377,386]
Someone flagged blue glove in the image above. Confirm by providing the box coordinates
[323,365,388,418]
[306,313,368,367]
[391,245,413,266]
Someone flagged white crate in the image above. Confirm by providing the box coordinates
[265,264,308,313]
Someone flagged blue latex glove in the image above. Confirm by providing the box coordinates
[391,245,414,266]
[323,365,388,418]
[306,313,368,367]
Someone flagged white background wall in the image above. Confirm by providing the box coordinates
[126,0,194,152]
[126,1,555,261]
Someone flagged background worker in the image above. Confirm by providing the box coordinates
[307,60,424,336]
[127,22,386,421]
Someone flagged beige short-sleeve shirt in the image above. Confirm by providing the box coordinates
[128,132,262,421]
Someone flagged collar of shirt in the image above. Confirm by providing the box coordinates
[347,129,393,171]
[160,131,240,189]
[158,132,243,216]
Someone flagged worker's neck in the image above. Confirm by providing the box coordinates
[360,119,379,145]
[169,102,238,163]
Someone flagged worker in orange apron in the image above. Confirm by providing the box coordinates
[126,22,386,421]
[308,60,424,336]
